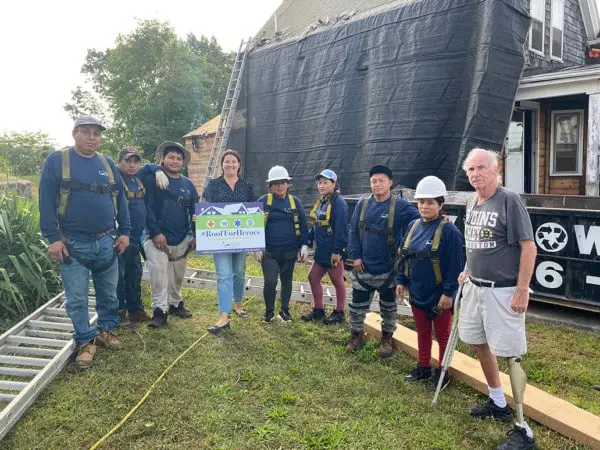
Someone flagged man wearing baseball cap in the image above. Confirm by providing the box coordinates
[116,147,150,326]
[346,164,420,356]
[144,141,197,328]
[39,115,131,369]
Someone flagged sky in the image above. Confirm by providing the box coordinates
[0,0,282,146]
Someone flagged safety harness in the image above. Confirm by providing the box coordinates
[358,194,397,256]
[264,193,301,238]
[400,218,448,285]
[58,149,119,273]
[59,149,118,220]
[354,194,399,291]
[309,194,335,235]
[121,175,145,199]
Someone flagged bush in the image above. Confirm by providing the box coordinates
[0,193,60,330]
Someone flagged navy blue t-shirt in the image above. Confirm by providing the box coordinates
[396,217,464,310]
[39,148,130,243]
[144,172,199,246]
[347,195,419,275]
[258,194,309,252]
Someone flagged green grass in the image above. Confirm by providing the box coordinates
[1,257,598,449]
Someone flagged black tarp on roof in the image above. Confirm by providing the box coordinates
[241,0,530,200]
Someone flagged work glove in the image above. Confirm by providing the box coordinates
[299,245,309,262]
[253,252,264,263]
[156,171,169,190]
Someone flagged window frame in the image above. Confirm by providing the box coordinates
[550,0,565,61]
[550,109,584,176]
[529,0,546,55]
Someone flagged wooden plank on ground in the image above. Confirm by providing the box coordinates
[363,312,600,449]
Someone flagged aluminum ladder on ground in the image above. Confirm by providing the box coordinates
[0,292,97,441]
[202,38,251,192]
[142,266,413,316]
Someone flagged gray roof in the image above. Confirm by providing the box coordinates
[254,0,413,47]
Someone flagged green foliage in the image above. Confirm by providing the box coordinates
[64,20,234,157]
[0,131,56,176]
[0,194,60,330]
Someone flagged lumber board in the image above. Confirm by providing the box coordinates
[363,313,600,449]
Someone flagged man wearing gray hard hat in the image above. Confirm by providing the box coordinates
[39,116,131,370]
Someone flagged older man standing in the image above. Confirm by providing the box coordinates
[39,116,130,370]
[459,148,537,450]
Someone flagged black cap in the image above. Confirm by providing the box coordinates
[369,165,393,179]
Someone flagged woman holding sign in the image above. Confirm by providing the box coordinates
[301,169,349,325]
[203,149,254,334]
[257,166,310,323]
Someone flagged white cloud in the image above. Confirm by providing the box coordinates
[0,0,281,146]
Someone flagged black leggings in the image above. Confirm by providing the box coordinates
[261,250,297,313]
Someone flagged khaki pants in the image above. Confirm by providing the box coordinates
[144,236,191,313]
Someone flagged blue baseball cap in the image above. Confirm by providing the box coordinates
[314,169,337,182]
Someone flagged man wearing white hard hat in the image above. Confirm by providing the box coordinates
[396,176,463,391]
[257,166,309,323]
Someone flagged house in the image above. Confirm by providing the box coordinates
[183,114,220,192]
[185,0,600,197]
[509,0,600,196]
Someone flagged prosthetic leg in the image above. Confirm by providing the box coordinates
[507,356,527,424]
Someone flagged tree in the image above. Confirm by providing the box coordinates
[0,132,56,176]
[64,20,232,157]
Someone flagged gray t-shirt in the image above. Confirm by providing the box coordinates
[465,187,534,282]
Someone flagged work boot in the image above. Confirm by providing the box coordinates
[76,339,97,370]
[148,308,168,328]
[496,425,537,450]
[128,309,150,323]
[470,399,512,421]
[301,308,325,322]
[379,331,394,357]
[169,301,192,318]
[594,385,600,392]
[263,310,275,323]
[323,309,345,325]
[345,330,365,353]
[404,364,432,381]
[118,309,128,323]
[96,328,121,350]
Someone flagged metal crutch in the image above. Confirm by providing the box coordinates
[431,281,465,408]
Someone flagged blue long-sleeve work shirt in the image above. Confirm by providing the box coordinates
[258,194,309,253]
[309,194,349,268]
[143,171,199,246]
[347,195,419,275]
[396,216,464,311]
[39,148,130,244]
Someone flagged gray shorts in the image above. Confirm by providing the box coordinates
[458,281,527,357]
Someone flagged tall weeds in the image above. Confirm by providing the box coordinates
[0,193,60,330]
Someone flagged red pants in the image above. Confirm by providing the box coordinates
[308,261,346,310]
[411,305,452,367]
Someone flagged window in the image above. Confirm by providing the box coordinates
[551,110,584,175]
[530,0,545,54]
[551,0,564,60]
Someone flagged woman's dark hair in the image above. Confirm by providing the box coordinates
[221,149,242,174]
[434,196,445,205]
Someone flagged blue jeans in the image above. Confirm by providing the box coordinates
[213,252,247,313]
[117,245,143,312]
[60,234,119,344]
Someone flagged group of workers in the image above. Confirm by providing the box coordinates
[39,115,538,450]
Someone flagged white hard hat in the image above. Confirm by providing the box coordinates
[414,176,448,199]
[266,165,292,183]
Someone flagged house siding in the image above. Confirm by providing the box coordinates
[524,0,587,75]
